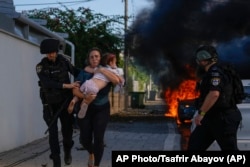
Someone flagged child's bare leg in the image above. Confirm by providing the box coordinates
[78,94,96,119]
[68,96,79,114]
[78,100,89,119]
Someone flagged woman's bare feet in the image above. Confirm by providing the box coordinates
[88,154,94,167]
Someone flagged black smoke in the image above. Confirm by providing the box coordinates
[127,0,250,92]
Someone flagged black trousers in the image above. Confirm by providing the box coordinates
[187,110,241,151]
[43,100,74,157]
[78,103,110,166]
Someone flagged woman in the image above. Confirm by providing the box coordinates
[72,48,120,167]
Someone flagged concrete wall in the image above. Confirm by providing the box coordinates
[0,29,46,152]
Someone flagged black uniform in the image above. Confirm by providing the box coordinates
[36,54,80,165]
[187,63,242,150]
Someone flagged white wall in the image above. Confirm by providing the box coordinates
[0,30,47,152]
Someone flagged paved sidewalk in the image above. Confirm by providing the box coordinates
[0,117,180,167]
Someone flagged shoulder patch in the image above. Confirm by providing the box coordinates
[36,65,42,73]
[211,77,220,86]
[211,71,220,77]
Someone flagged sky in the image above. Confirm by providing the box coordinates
[13,0,153,19]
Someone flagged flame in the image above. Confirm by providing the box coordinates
[164,79,199,118]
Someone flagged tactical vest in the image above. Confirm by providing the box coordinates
[40,55,71,104]
[42,55,70,84]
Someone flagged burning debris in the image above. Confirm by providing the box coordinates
[164,65,199,118]
[165,79,199,118]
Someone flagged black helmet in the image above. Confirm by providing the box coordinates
[40,38,60,54]
[195,45,218,62]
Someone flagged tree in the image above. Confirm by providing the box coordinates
[24,6,124,68]
[127,60,150,92]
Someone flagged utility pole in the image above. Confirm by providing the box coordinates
[124,0,128,31]
[124,0,129,110]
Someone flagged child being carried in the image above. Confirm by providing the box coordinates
[68,52,124,118]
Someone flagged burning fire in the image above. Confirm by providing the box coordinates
[165,79,199,118]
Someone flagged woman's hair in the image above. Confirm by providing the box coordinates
[101,52,116,66]
[85,47,102,65]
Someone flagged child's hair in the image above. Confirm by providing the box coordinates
[101,52,116,66]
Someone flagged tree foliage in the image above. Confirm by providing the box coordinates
[23,6,152,92]
[127,61,150,92]
[25,6,124,68]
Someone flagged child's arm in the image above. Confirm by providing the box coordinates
[114,67,125,85]
[95,67,120,85]
[117,75,124,85]
[107,67,124,85]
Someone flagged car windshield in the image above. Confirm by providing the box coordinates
[242,86,250,103]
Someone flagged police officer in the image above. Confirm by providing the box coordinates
[187,45,242,150]
[36,38,80,166]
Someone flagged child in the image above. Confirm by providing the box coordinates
[68,53,124,118]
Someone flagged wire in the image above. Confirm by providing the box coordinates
[15,0,93,7]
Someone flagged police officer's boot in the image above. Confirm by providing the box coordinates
[64,141,74,165]
[50,154,61,167]
[64,149,72,165]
